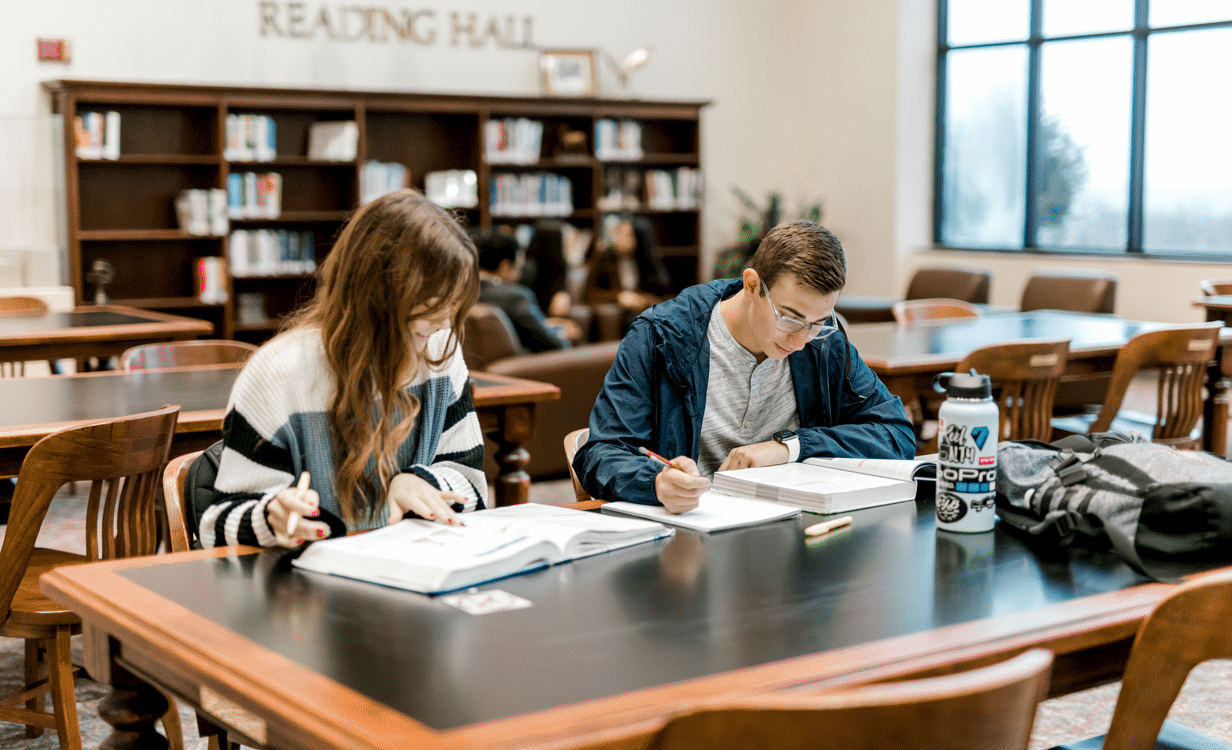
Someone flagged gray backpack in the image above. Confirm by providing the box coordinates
[995,431,1232,581]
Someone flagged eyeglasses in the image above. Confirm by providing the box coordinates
[766,291,839,339]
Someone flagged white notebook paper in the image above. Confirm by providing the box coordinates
[601,492,800,533]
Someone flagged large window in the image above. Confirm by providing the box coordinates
[936,0,1232,256]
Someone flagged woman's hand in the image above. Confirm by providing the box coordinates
[267,484,329,547]
[387,472,468,526]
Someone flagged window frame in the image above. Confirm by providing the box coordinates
[933,0,1232,261]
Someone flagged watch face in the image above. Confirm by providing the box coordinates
[774,429,796,442]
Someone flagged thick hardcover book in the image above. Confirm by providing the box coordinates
[711,459,924,514]
[292,503,672,595]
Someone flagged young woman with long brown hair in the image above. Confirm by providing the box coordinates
[200,189,487,548]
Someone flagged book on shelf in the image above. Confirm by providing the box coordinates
[227,172,281,219]
[360,160,410,205]
[229,229,315,277]
[194,257,227,304]
[489,172,573,217]
[74,110,119,160]
[645,167,703,210]
[235,292,269,326]
[484,117,544,165]
[224,114,276,161]
[594,118,643,161]
[711,458,923,514]
[601,492,800,533]
[307,120,358,161]
[175,189,229,236]
[292,503,673,595]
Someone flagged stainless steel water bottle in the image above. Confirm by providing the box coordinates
[932,369,999,533]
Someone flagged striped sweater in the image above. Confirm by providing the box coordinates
[200,326,487,548]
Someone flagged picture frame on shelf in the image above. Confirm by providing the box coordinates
[539,49,597,97]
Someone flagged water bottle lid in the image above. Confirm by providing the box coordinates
[932,368,991,398]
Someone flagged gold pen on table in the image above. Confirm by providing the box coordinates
[287,471,311,536]
[805,516,853,537]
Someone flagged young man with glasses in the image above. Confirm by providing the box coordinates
[573,221,915,512]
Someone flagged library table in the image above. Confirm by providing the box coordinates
[0,303,213,363]
[0,367,558,507]
[43,497,1203,750]
[845,310,1232,455]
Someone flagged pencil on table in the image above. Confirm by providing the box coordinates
[805,516,853,537]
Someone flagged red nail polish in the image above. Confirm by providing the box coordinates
[427,513,436,519]
[316,529,326,539]
[446,518,455,525]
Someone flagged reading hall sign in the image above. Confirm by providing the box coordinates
[258,2,534,47]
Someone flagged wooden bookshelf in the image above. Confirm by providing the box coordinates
[45,80,708,342]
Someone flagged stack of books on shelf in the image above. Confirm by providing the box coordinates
[424,169,478,209]
[236,292,269,326]
[74,110,120,160]
[193,257,228,304]
[594,119,643,161]
[224,114,277,162]
[174,188,229,236]
[485,118,544,164]
[360,160,410,205]
[229,229,316,277]
[645,167,703,210]
[489,173,573,217]
[307,121,358,161]
[227,172,282,219]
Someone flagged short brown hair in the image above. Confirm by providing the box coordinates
[747,220,845,295]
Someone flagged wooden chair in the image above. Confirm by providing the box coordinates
[892,298,981,324]
[643,649,1052,750]
[120,339,258,371]
[563,428,591,503]
[1050,568,1232,750]
[1020,269,1117,314]
[0,295,51,377]
[0,405,184,750]
[1198,278,1232,297]
[957,339,1070,443]
[905,265,992,304]
[161,450,203,553]
[1052,323,1221,449]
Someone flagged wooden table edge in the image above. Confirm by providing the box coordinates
[40,550,1177,750]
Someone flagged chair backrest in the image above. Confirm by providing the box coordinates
[120,339,258,371]
[643,649,1052,750]
[161,450,204,553]
[1088,323,1221,447]
[1199,278,1232,297]
[563,428,591,503]
[905,265,992,304]
[0,295,49,317]
[957,339,1070,442]
[1098,567,1232,749]
[1020,269,1117,314]
[892,298,981,324]
[0,405,180,625]
[462,303,523,371]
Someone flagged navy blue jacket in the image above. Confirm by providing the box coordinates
[573,279,916,505]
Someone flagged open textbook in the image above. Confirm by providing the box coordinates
[710,455,937,515]
[292,503,672,595]
[601,491,801,533]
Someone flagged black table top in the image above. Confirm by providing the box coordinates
[847,310,1174,367]
[0,310,155,335]
[0,366,239,431]
[119,498,1145,730]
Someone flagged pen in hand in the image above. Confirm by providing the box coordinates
[287,471,311,536]
[638,445,684,471]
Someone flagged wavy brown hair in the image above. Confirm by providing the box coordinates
[286,189,478,522]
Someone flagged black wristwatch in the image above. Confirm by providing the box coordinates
[772,429,800,462]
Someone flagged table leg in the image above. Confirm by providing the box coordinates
[490,404,535,507]
[1204,347,1231,456]
[97,660,169,750]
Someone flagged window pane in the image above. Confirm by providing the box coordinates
[1143,28,1232,252]
[1043,0,1134,37]
[1151,0,1232,28]
[941,46,1028,248]
[1035,37,1132,250]
[947,0,1030,45]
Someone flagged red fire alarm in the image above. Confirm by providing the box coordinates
[37,39,71,63]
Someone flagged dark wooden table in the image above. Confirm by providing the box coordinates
[0,367,558,506]
[846,310,1232,455]
[43,496,1194,750]
[835,295,1008,324]
[0,303,213,363]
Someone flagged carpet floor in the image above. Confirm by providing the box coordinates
[2,470,1230,748]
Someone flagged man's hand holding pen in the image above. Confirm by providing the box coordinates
[641,446,709,514]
